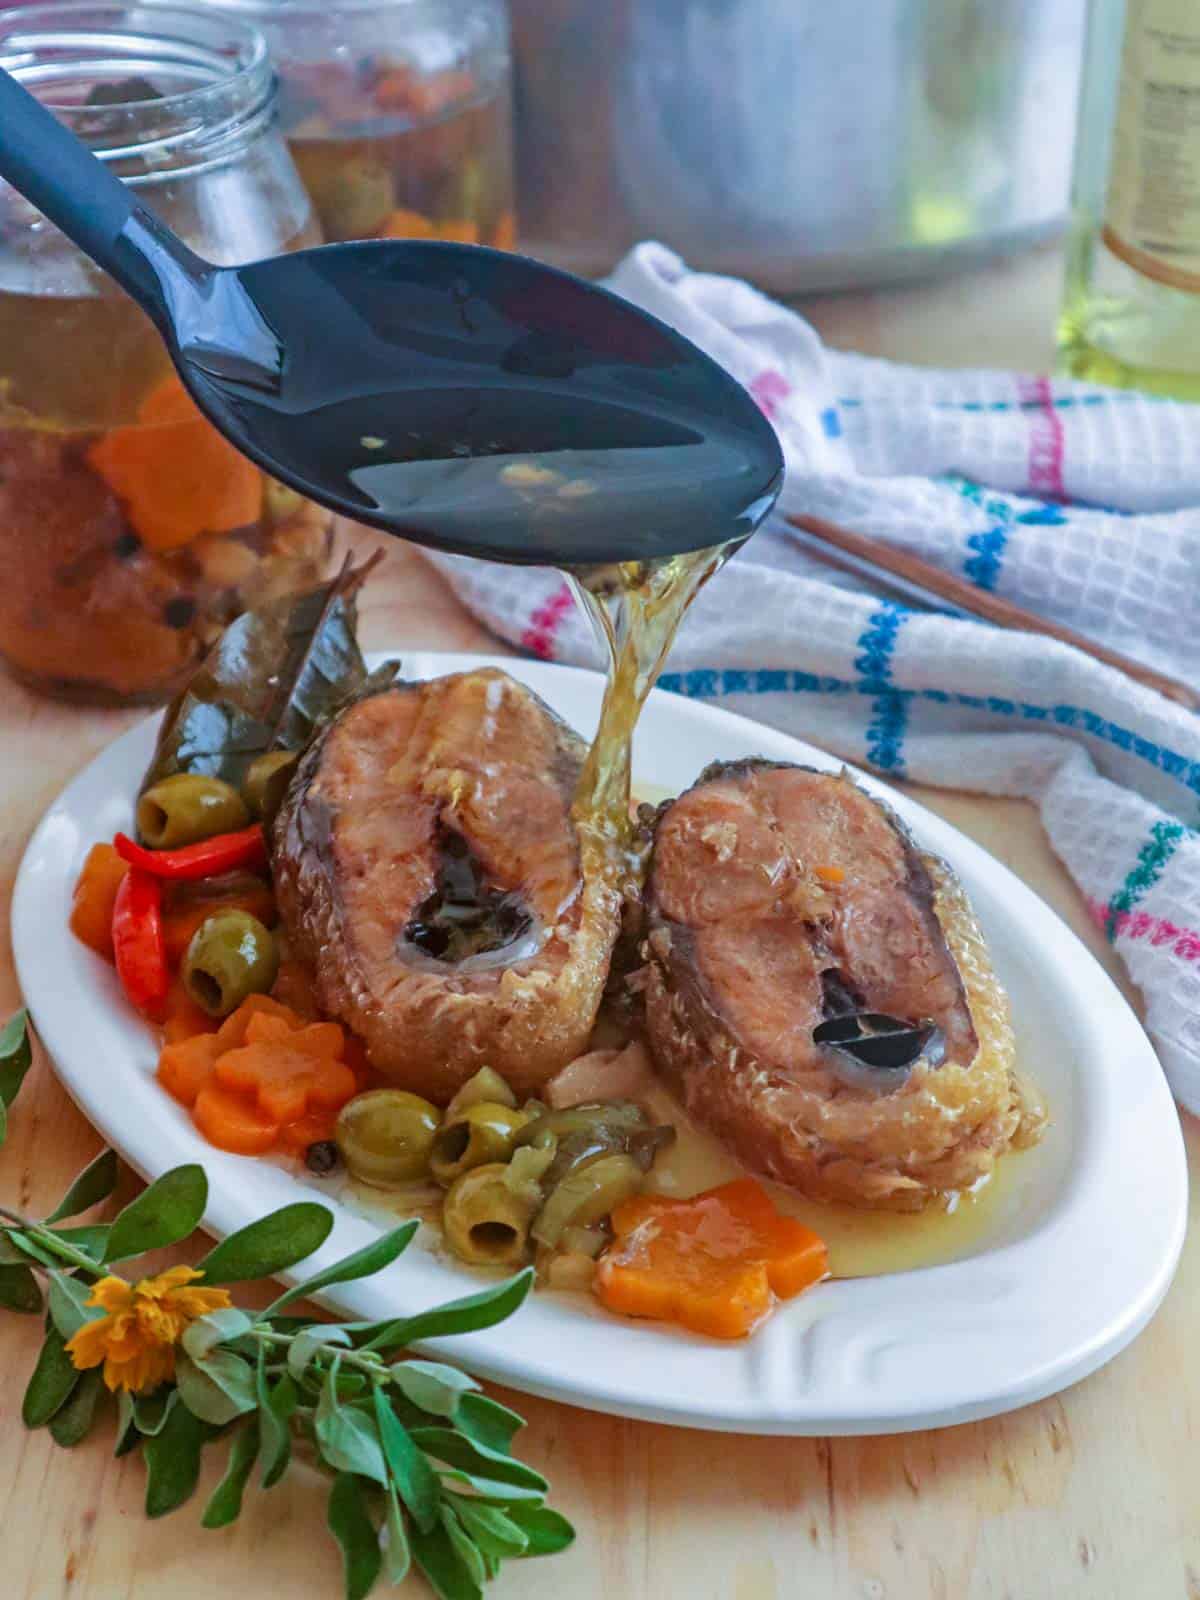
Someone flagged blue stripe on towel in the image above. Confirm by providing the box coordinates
[655,669,1200,804]
[855,602,909,774]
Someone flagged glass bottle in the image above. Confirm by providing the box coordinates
[1058,0,1200,397]
[0,4,334,705]
[200,0,515,247]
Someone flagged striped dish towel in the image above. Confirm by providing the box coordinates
[422,241,1200,1115]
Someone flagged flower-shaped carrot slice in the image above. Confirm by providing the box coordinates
[594,1178,829,1340]
[215,993,306,1051]
[193,1082,280,1156]
[157,1031,223,1107]
[214,1013,356,1124]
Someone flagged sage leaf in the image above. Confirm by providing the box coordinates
[144,1399,207,1518]
[115,1391,139,1456]
[434,1469,545,1505]
[456,1393,524,1456]
[383,1482,411,1586]
[315,1369,387,1485]
[264,1220,419,1317]
[202,1419,260,1530]
[0,1008,32,1112]
[373,1387,440,1534]
[0,1262,41,1313]
[441,1506,487,1591]
[5,1231,60,1269]
[410,1516,483,1600]
[327,1472,382,1600]
[286,1323,352,1381]
[390,1359,479,1420]
[133,1387,179,1436]
[48,1368,104,1448]
[503,1503,576,1556]
[142,555,396,795]
[51,1224,111,1261]
[22,1326,80,1427]
[176,1350,256,1426]
[446,1498,528,1560]
[256,1358,298,1489]
[103,1165,207,1262]
[408,1428,547,1492]
[362,1269,532,1353]
[181,1307,253,1361]
[47,1270,102,1340]
[45,1149,118,1223]
[195,1203,333,1285]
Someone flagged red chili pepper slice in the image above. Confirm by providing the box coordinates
[111,868,169,1021]
[114,824,268,882]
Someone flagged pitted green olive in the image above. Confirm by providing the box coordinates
[182,910,278,1017]
[430,1102,528,1187]
[442,1163,538,1266]
[531,1153,643,1250]
[137,773,249,849]
[335,1090,441,1187]
[443,1066,517,1121]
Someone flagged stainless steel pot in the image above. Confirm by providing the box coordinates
[510,0,1085,292]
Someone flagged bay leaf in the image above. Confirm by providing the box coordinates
[141,553,399,796]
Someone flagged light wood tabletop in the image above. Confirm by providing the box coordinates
[2,239,1197,1600]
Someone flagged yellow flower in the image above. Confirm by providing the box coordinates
[65,1265,233,1394]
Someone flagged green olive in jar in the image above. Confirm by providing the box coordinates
[441,1163,538,1267]
[137,773,249,848]
[336,1089,441,1187]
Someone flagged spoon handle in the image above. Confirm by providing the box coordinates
[0,66,200,329]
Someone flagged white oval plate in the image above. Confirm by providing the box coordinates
[12,652,1188,1435]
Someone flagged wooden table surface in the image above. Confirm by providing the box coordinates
[3,240,1197,1600]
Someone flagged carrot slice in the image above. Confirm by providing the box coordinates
[194,1081,280,1155]
[163,880,277,967]
[434,219,479,244]
[87,375,262,552]
[157,1031,223,1107]
[490,211,517,251]
[216,1014,356,1124]
[69,843,128,961]
[161,978,221,1045]
[215,993,305,1051]
[594,1179,829,1340]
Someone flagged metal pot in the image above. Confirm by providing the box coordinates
[510,0,1085,292]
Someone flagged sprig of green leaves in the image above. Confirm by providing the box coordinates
[0,1012,573,1599]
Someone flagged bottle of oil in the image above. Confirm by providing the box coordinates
[1058,0,1200,398]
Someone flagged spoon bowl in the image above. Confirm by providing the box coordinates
[0,66,784,565]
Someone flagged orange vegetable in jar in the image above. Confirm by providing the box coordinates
[491,211,517,251]
[434,219,480,244]
[376,207,436,240]
[278,1107,340,1156]
[69,843,128,960]
[86,375,263,552]
[594,1179,829,1340]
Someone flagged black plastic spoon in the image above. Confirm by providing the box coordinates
[0,68,783,566]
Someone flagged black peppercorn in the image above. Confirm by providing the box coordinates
[163,596,196,629]
[306,1140,339,1176]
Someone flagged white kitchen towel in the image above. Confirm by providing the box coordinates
[422,241,1200,1114]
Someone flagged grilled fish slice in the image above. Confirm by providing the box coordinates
[641,760,1041,1209]
[273,669,622,1102]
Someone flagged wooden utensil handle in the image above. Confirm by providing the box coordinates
[786,512,1198,713]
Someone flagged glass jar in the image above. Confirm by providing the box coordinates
[201,0,515,247]
[0,5,334,705]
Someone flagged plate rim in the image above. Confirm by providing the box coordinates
[11,649,1188,1435]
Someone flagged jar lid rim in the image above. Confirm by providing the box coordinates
[0,2,271,117]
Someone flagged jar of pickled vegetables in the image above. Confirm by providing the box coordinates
[0,5,334,705]
[199,0,516,247]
